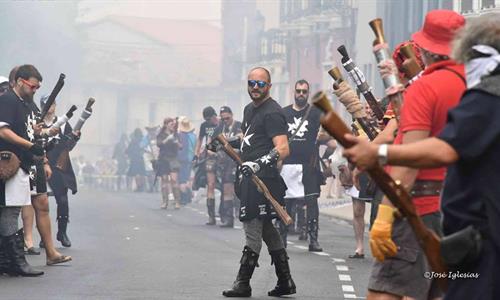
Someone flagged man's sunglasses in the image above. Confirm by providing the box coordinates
[248,80,268,88]
[20,79,40,91]
[295,89,308,94]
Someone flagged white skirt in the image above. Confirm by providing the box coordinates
[2,168,31,206]
[280,164,304,199]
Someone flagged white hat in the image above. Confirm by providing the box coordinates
[0,76,8,84]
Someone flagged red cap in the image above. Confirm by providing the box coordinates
[411,10,465,56]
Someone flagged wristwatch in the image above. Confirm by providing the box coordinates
[377,144,388,166]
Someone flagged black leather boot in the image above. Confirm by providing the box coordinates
[268,248,296,297]
[4,230,44,277]
[220,201,234,228]
[206,198,216,225]
[57,216,72,248]
[308,219,323,252]
[222,246,259,297]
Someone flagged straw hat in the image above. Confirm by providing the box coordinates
[178,116,194,132]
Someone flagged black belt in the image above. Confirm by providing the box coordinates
[410,180,443,198]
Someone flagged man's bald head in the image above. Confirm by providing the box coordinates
[247,67,272,103]
[248,67,271,83]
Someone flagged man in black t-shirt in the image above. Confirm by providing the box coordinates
[222,67,296,298]
[0,65,45,276]
[212,106,242,228]
[280,79,324,252]
[193,106,219,225]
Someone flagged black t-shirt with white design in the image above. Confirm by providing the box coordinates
[198,120,218,144]
[0,89,37,172]
[240,98,287,164]
[237,98,287,221]
[213,120,242,140]
[282,104,321,165]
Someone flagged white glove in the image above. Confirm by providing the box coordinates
[240,161,260,177]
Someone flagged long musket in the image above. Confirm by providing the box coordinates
[40,74,65,121]
[369,18,405,121]
[56,98,95,170]
[214,134,293,225]
[328,67,379,140]
[312,91,447,291]
[34,73,66,193]
[337,45,385,121]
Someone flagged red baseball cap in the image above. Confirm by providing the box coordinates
[412,10,465,56]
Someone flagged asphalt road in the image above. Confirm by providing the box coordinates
[0,189,372,300]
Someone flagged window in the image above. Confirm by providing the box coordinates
[482,0,495,8]
[461,0,473,12]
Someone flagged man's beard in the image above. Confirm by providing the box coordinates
[294,96,308,108]
[23,92,34,102]
[248,89,267,102]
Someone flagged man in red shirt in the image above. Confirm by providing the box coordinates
[360,10,466,300]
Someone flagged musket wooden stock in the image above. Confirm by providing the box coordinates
[214,134,293,225]
[312,91,448,291]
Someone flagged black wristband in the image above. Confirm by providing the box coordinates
[256,148,280,167]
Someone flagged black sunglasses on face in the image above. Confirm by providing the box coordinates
[295,89,308,94]
[248,80,268,88]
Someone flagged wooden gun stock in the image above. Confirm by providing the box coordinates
[312,91,447,291]
[214,134,293,225]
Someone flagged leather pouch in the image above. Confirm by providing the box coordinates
[440,225,482,271]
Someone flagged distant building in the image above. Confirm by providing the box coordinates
[76,16,223,156]
[240,0,356,116]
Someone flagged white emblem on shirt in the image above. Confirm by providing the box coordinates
[288,117,309,138]
[25,112,36,142]
[240,125,254,152]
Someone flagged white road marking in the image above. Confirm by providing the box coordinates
[342,285,354,292]
[129,215,135,218]
[332,258,346,263]
[133,227,140,230]
[343,294,357,299]
[287,241,295,245]
[234,226,242,230]
[125,237,131,240]
[293,245,309,250]
[198,212,205,215]
[336,265,349,271]
[167,214,172,217]
[339,274,351,281]
[313,252,330,256]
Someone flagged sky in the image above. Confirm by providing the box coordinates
[77,0,222,22]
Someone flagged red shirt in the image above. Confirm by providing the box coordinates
[393,60,465,216]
